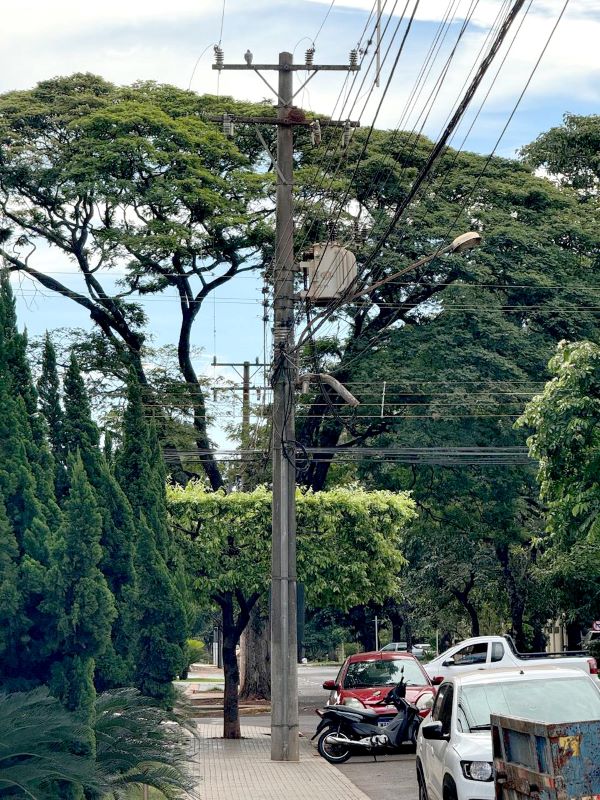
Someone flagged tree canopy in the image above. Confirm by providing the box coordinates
[519,340,600,626]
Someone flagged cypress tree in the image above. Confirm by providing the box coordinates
[38,332,68,496]
[62,354,138,689]
[43,455,115,799]
[45,455,115,709]
[0,288,51,689]
[0,274,61,532]
[133,516,187,704]
[0,494,28,681]
[116,373,187,703]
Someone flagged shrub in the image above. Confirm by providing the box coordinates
[180,639,206,678]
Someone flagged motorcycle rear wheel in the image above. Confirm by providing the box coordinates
[317,727,352,764]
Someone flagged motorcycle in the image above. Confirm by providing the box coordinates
[312,678,421,764]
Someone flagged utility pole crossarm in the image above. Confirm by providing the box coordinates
[213,64,359,71]
[204,114,359,127]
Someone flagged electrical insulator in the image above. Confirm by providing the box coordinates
[353,218,361,240]
[305,47,315,67]
[213,388,218,403]
[349,48,358,68]
[310,119,322,146]
[327,220,338,239]
[342,120,353,148]
[214,45,224,69]
[222,112,234,138]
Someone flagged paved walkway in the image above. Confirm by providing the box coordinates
[192,723,372,800]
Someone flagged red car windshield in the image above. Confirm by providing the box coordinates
[344,658,427,688]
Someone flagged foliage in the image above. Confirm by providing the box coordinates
[169,484,414,610]
[117,374,188,704]
[95,688,197,800]
[60,355,138,691]
[0,687,99,799]
[182,640,206,675]
[0,75,276,489]
[521,113,600,198]
[518,341,600,625]
[304,610,348,661]
[169,483,414,734]
[40,454,115,799]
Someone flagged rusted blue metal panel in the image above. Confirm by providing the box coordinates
[492,714,600,800]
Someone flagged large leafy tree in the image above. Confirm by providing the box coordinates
[297,129,600,490]
[169,484,415,738]
[518,341,600,634]
[521,113,600,199]
[0,74,274,489]
[293,123,600,645]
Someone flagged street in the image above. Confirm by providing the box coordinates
[231,664,418,800]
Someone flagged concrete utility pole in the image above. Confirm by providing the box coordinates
[211,358,264,490]
[213,49,358,762]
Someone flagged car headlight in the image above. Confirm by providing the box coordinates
[415,693,434,711]
[461,761,493,782]
[342,697,365,709]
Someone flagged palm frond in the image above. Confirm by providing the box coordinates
[95,688,199,799]
[0,687,99,799]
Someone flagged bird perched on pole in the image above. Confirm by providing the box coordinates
[244,49,253,65]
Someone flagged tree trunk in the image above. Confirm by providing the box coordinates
[221,593,241,739]
[389,614,404,642]
[451,575,480,637]
[495,544,527,650]
[239,599,271,701]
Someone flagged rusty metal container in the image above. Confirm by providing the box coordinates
[492,713,600,800]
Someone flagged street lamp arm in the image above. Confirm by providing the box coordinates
[296,232,481,349]
[350,232,482,302]
[298,373,360,407]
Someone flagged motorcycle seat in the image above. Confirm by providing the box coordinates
[329,705,381,720]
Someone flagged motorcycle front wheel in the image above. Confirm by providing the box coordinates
[317,727,353,764]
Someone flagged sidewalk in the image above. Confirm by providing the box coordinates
[192,723,372,800]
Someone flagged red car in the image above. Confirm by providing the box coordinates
[323,651,440,719]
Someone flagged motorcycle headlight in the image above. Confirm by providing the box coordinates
[461,761,493,782]
[415,693,434,711]
[342,697,365,709]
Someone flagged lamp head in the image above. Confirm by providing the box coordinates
[449,231,482,253]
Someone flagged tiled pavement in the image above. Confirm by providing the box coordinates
[192,723,372,800]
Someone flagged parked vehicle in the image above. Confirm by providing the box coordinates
[380,641,408,652]
[380,641,432,659]
[314,678,422,763]
[323,651,439,719]
[582,628,600,652]
[423,635,597,681]
[412,643,432,660]
[416,667,600,800]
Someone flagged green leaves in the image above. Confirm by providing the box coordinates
[168,484,415,612]
[519,340,600,623]
[0,687,100,799]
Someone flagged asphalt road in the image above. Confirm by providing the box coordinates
[239,664,419,800]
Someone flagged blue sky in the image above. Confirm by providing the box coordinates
[2,0,599,437]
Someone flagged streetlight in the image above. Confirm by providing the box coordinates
[350,230,482,301]
[296,231,482,346]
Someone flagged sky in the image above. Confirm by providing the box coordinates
[2,0,599,439]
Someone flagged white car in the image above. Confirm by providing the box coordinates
[423,635,595,682]
[416,667,600,800]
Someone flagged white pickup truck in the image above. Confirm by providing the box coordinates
[423,634,598,681]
